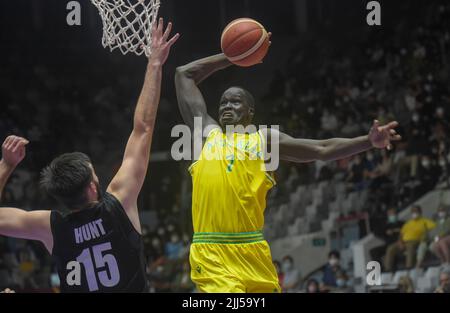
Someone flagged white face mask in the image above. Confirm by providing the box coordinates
[282,262,292,272]
[329,258,339,266]
[412,213,420,220]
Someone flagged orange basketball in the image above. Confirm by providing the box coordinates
[221,18,270,67]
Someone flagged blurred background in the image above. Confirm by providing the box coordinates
[0,0,449,293]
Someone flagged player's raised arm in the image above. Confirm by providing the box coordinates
[107,19,179,224]
[175,53,232,131]
[0,136,52,252]
[262,120,401,163]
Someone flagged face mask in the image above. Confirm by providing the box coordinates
[336,279,346,288]
[412,213,419,220]
[282,262,292,272]
[329,259,339,266]
[388,215,397,223]
[438,212,446,219]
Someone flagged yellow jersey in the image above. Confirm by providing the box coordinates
[189,128,275,233]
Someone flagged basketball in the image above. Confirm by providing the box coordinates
[221,18,270,67]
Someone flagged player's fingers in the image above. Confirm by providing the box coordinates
[11,137,23,153]
[391,134,402,141]
[2,136,13,149]
[386,121,399,130]
[390,129,396,135]
[162,22,172,41]
[7,136,20,151]
[387,144,393,151]
[166,33,180,48]
[157,17,163,36]
[151,23,157,38]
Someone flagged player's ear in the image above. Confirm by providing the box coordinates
[248,107,255,119]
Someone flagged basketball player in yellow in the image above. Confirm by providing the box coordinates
[175,53,401,293]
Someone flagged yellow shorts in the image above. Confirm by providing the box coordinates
[189,231,281,293]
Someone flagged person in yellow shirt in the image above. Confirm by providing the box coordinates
[175,52,401,293]
[384,205,436,272]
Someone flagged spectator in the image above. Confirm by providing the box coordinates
[320,109,338,137]
[305,278,320,293]
[273,260,285,289]
[171,259,195,293]
[165,232,183,261]
[429,207,450,266]
[281,255,300,292]
[370,208,404,262]
[397,276,415,293]
[384,205,436,272]
[321,250,347,291]
[434,269,450,293]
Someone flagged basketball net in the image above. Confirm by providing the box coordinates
[90,0,160,57]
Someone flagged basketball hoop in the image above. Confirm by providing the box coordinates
[90,0,161,57]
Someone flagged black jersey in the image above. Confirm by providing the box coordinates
[50,192,148,293]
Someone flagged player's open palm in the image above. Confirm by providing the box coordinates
[368,120,401,150]
[1,135,29,167]
[149,18,180,65]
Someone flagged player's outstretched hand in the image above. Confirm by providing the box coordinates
[1,135,29,168]
[368,120,402,150]
[149,18,180,66]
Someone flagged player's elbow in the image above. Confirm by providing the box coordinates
[175,66,191,79]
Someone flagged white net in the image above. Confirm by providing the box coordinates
[90,0,161,57]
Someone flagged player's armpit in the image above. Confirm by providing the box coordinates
[0,208,52,252]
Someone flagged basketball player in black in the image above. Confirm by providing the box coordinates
[0,19,179,292]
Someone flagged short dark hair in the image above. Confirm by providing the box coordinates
[40,152,93,210]
[229,86,255,109]
[282,255,293,263]
[329,250,340,259]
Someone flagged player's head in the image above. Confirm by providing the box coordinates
[40,152,101,210]
[218,86,255,127]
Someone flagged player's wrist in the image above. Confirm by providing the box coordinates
[0,159,17,171]
[147,58,163,68]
